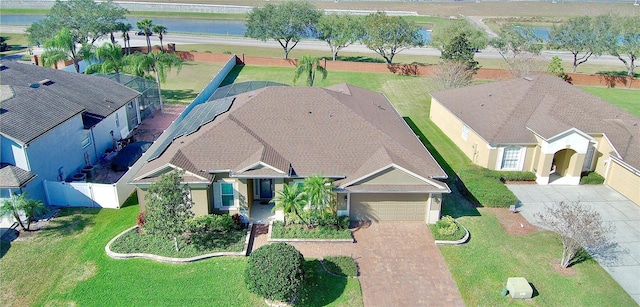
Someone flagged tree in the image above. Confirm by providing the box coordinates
[116,22,133,55]
[136,19,154,53]
[41,28,82,72]
[547,56,568,81]
[441,32,480,76]
[86,43,126,77]
[152,24,168,53]
[293,55,327,87]
[430,19,488,53]
[124,51,182,112]
[490,26,544,78]
[0,193,47,231]
[245,1,323,59]
[434,60,475,90]
[245,242,304,303]
[317,13,363,61]
[27,0,127,51]
[271,183,309,227]
[534,201,617,268]
[143,170,194,251]
[302,175,335,212]
[361,12,424,64]
[302,176,336,224]
[609,15,640,78]
[549,15,616,73]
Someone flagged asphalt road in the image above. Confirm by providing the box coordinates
[3,25,624,68]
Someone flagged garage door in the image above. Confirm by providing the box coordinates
[350,193,428,221]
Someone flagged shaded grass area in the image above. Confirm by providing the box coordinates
[323,256,359,277]
[0,193,362,306]
[298,260,363,307]
[110,227,247,256]
[579,86,640,117]
[271,221,352,240]
[0,33,29,56]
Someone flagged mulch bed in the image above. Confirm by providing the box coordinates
[486,208,538,237]
[0,208,61,242]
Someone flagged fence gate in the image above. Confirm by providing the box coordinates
[43,180,120,208]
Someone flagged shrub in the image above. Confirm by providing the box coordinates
[137,212,146,228]
[580,171,605,185]
[459,166,519,208]
[436,215,458,236]
[323,256,358,277]
[205,50,212,53]
[231,213,243,227]
[271,221,352,240]
[496,171,537,182]
[222,51,232,54]
[245,242,304,302]
[185,214,241,250]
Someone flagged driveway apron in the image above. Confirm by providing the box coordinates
[286,222,464,307]
[507,185,640,305]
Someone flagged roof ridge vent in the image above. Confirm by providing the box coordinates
[38,79,52,85]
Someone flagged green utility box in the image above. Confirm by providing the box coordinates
[506,277,533,299]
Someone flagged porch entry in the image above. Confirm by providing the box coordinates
[257,179,274,200]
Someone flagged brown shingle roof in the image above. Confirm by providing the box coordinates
[0,164,36,188]
[431,74,640,170]
[133,84,447,189]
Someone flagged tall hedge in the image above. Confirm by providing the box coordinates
[459,167,519,208]
[245,242,305,302]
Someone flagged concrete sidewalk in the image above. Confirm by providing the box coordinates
[507,185,640,305]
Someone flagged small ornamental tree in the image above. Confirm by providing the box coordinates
[143,170,194,250]
[245,242,305,303]
[0,193,47,231]
[535,201,617,268]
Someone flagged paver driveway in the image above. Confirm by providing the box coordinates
[285,222,464,307]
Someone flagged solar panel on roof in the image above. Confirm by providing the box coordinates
[146,97,234,161]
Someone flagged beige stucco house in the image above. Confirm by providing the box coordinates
[132,84,450,224]
[430,74,640,206]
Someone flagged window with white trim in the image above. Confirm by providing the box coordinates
[81,132,91,149]
[213,180,237,209]
[461,125,469,140]
[501,146,521,170]
[220,182,234,207]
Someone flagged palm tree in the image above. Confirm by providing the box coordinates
[136,19,154,53]
[124,51,182,113]
[86,43,126,81]
[41,27,81,72]
[293,54,328,87]
[152,24,168,52]
[303,176,336,223]
[0,193,47,231]
[116,22,132,55]
[271,184,309,227]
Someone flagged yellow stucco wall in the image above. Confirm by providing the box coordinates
[430,98,491,167]
[190,188,210,216]
[606,161,640,206]
[136,187,148,212]
[592,135,616,176]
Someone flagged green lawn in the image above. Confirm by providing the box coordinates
[0,194,362,307]
[580,86,640,117]
[162,61,224,104]
[0,33,29,56]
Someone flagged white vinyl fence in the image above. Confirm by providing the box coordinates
[43,180,130,209]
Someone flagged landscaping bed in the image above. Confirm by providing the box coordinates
[270,221,353,241]
[109,226,248,258]
[429,215,468,244]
